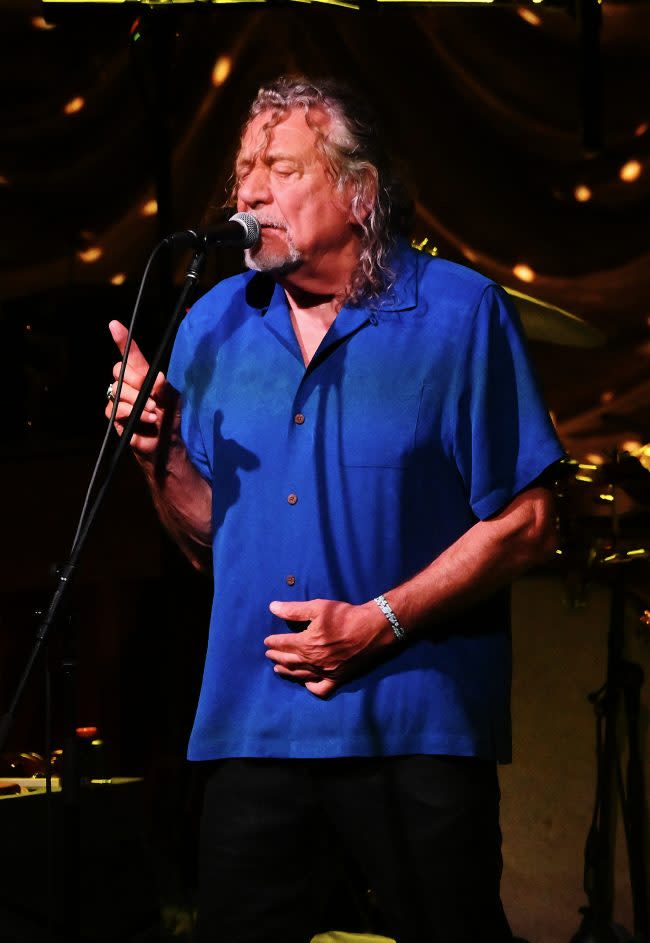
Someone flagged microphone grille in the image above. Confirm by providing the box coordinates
[229,211,260,249]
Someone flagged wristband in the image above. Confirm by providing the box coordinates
[373,594,406,641]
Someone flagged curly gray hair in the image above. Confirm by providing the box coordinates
[232,75,413,304]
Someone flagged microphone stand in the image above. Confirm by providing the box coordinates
[0,244,208,941]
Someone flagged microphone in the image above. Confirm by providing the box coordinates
[166,212,260,250]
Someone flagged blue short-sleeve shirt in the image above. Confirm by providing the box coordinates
[167,240,564,763]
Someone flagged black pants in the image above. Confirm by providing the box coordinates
[197,755,513,943]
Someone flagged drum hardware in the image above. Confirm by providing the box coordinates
[554,453,649,943]
[411,232,607,349]
[504,288,606,349]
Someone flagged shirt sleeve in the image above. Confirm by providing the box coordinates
[166,313,213,483]
[450,283,565,520]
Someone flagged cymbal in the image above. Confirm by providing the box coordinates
[598,548,650,567]
[561,452,650,507]
[504,287,606,348]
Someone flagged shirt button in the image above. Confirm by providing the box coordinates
[294,413,305,425]
[285,575,296,586]
[287,493,298,505]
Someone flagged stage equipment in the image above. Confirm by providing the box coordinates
[0,217,254,941]
[555,454,649,943]
[164,211,260,249]
[0,776,158,942]
[504,287,605,349]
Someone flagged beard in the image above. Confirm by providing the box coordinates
[243,222,303,275]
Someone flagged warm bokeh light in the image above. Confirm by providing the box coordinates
[619,159,642,183]
[141,199,158,217]
[211,55,232,87]
[77,246,103,263]
[0,175,9,186]
[600,390,615,405]
[64,97,85,116]
[620,439,642,453]
[517,7,541,25]
[513,263,536,283]
[634,122,648,137]
[31,15,56,30]
[110,273,126,285]
[460,245,478,263]
[573,184,592,202]
[584,453,605,466]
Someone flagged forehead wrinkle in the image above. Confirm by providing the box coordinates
[233,105,340,203]
[237,110,278,167]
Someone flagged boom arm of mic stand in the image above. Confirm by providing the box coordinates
[0,244,208,753]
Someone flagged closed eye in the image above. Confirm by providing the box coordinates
[272,163,298,176]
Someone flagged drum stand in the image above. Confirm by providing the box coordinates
[570,564,649,943]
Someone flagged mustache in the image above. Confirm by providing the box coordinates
[250,215,287,230]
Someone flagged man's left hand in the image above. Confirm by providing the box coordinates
[264,598,396,698]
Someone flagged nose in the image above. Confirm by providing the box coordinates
[237,164,272,211]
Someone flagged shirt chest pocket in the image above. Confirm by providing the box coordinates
[334,379,424,469]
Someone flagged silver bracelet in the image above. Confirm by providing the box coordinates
[373,594,406,641]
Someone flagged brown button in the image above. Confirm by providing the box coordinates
[294,413,305,425]
[287,493,298,505]
[285,575,296,586]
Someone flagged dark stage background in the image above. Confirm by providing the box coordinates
[0,2,649,940]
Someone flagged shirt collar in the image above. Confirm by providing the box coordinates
[244,236,420,320]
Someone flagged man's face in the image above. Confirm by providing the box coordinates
[236,107,356,280]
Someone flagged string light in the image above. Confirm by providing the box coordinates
[64,97,85,116]
[517,7,541,25]
[211,55,232,87]
[634,122,648,137]
[110,273,126,285]
[512,263,536,283]
[573,184,592,202]
[600,390,614,405]
[141,199,158,217]
[31,15,56,30]
[619,160,642,183]
[77,247,102,263]
[130,17,142,43]
[460,245,478,262]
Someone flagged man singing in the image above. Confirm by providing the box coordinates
[106,76,564,943]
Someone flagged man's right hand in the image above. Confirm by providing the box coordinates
[106,320,168,459]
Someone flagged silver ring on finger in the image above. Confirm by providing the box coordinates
[106,382,116,402]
